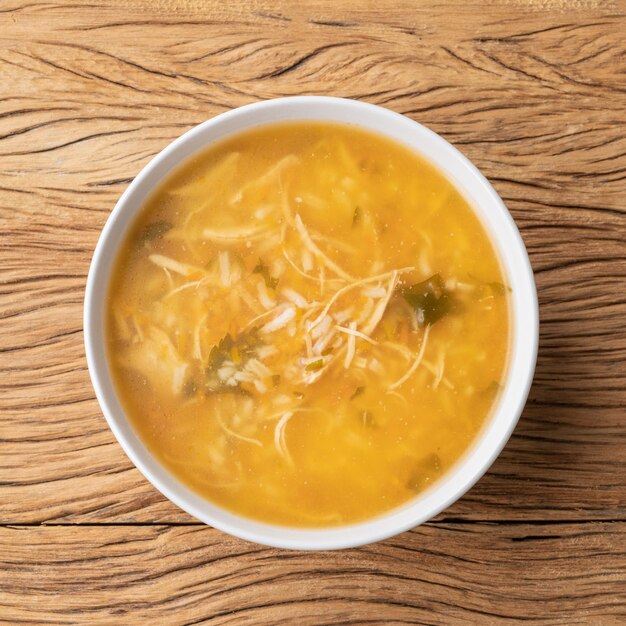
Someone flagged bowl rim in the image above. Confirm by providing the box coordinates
[84,96,539,550]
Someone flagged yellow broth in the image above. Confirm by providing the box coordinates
[106,122,510,527]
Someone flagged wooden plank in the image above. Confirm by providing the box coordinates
[1,522,625,625]
[1,1,625,528]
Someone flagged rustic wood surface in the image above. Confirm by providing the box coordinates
[1,0,625,623]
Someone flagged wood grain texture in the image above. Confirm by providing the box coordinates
[2,523,625,625]
[1,0,625,623]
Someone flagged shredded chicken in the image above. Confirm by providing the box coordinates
[294,214,354,281]
[344,321,357,368]
[388,325,431,391]
[274,411,294,462]
[261,306,296,333]
[149,254,203,278]
[335,324,378,345]
[217,414,262,447]
[308,267,414,333]
[231,154,299,204]
[362,271,398,335]
[202,224,272,242]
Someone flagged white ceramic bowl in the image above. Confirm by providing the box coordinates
[84,96,538,550]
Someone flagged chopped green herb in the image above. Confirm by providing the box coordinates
[208,333,235,368]
[253,258,279,290]
[140,220,172,243]
[321,347,334,356]
[243,326,260,347]
[305,359,325,372]
[208,385,252,397]
[294,391,304,399]
[406,453,442,491]
[487,281,511,296]
[482,380,502,398]
[350,386,365,400]
[204,328,270,393]
[468,274,511,297]
[402,274,458,326]
[183,380,198,398]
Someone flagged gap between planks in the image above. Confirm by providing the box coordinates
[2,518,625,528]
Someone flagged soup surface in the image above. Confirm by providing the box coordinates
[107,122,510,527]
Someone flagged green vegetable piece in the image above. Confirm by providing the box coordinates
[207,385,251,397]
[482,380,502,399]
[488,281,511,296]
[253,258,278,290]
[402,274,457,326]
[208,333,234,368]
[350,386,365,400]
[241,326,260,351]
[468,274,511,297]
[140,220,172,243]
[183,380,198,398]
[406,453,442,491]
[305,359,325,372]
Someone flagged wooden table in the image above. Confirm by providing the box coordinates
[2,1,625,623]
